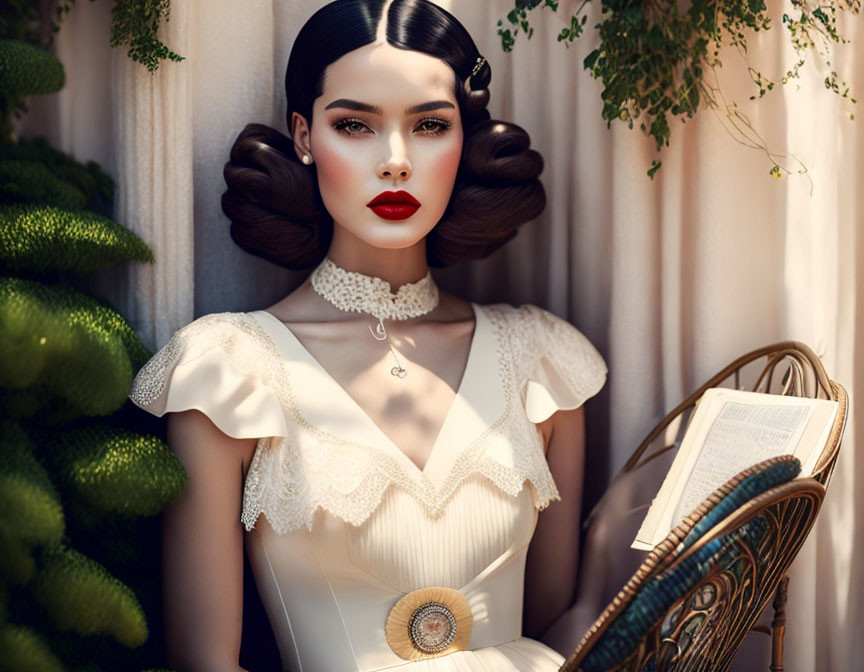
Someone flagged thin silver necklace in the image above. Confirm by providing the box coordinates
[309,257,440,378]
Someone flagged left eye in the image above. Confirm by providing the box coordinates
[415,118,452,135]
[332,117,452,136]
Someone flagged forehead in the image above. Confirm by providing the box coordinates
[320,42,457,106]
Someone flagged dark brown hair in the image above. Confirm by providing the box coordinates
[222,0,546,269]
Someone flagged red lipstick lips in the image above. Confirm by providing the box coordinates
[367,190,421,221]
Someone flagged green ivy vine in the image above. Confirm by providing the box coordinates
[1,0,181,142]
[2,0,181,73]
[498,0,860,179]
[55,0,183,73]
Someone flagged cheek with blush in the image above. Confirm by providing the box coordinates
[308,118,371,207]
[432,147,462,214]
[312,142,361,208]
[424,139,463,215]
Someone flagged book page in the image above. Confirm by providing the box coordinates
[671,402,810,523]
[632,388,838,551]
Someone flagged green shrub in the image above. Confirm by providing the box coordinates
[53,426,188,520]
[0,40,65,97]
[0,277,152,418]
[0,160,88,210]
[0,203,153,274]
[31,546,148,648]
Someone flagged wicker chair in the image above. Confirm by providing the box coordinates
[559,341,848,672]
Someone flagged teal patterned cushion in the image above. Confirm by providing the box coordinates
[581,457,801,672]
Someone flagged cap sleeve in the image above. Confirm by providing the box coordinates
[128,313,288,440]
[519,305,608,424]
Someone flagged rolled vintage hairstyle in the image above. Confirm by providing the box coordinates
[222,0,546,269]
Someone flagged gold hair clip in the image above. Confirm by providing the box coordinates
[471,56,486,78]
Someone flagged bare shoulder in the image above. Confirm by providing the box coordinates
[260,279,322,324]
[434,289,475,322]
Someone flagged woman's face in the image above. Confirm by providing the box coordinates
[294,42,464,250]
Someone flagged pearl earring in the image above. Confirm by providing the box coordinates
[302,154,313,165]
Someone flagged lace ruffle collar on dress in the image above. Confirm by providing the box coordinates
[128,303,608,534]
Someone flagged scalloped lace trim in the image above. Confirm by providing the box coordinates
[516,304,608,409]
[130,307,564,535]
[240,304,561,534]
[129,313,272,407]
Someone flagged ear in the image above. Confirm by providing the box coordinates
[291,111,312,162]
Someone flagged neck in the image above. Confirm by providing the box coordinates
[326,225,429,292]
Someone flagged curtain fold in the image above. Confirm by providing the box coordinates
[14,0,861,669]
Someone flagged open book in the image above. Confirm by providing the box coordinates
[632,387,839,551]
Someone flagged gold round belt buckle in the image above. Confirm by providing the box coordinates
[385,586,473,660]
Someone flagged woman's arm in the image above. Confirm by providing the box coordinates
[522,406,586,639]
[163,409,259,672]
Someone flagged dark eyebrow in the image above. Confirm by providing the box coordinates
[324,99,456,115]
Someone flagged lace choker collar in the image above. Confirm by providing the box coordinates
[309,257,440,321]
[309,257,440,378]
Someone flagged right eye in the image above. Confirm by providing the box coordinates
[333,118,371,136]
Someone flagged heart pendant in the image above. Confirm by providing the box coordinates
[391,366,407,378]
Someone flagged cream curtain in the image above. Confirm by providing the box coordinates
[15,0,862,668]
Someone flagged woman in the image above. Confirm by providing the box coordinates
[129,0,607,670]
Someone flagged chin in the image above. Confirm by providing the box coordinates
[346,218,437,250]
[358,232,430,250]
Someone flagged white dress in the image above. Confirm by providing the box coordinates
[129,302,607,672]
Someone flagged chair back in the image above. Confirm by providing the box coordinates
[560,342,848,672]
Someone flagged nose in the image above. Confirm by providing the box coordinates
[377,131,412,181]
